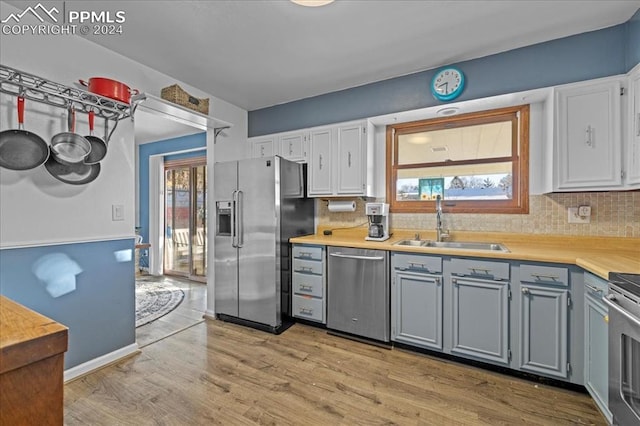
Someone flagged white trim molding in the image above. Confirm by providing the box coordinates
[64,343,140,383]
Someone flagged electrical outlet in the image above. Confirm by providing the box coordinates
[568,207,590,224]
[112,204,124,221]
[578,205,591,217]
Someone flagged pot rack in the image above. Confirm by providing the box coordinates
[0,64,131,143]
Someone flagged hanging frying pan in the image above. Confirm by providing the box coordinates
[83,111,107,165]
[44,146,100,185]
[0,96,49,170]
[50,107,91,165]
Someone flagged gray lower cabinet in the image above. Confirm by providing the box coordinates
[583,273,612,423]
[391,253,443,351]
[450,275,510,365]
[517,264,570,379]
[291,244,326,323]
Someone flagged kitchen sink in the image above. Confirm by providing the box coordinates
[394,239,427,247]
[393,239,509,252]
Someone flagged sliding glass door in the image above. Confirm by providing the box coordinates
[164,159,207,281]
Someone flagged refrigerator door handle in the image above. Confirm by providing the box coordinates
[231,190,238,248]
[237,190,244,248]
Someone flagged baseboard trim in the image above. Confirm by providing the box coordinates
[204,309,216,321]
[64,343,140,383]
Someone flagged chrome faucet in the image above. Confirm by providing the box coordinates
[436,195,449,242]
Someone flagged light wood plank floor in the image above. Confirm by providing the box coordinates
[65,321,606,425]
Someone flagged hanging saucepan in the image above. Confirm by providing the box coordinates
[0,96,49,170]
[44,146,101,185]
[83,111,107,165]
[79,77,139,104]
[50,107,91,166]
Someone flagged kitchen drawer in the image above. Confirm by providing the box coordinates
[292,245,324,261]
[293,272,323,298]
[292,294,324,323]
[451,258,509,281]
[392,253,442,274]
[520,264,568,287]
[293,258,324,275]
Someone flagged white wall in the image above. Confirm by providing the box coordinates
[0,1,247,248]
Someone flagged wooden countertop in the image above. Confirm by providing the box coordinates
[0,296,68,374]
[290,228,640,279]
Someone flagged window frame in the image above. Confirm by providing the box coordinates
[386,104,530,214]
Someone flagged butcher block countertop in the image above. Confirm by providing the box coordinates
[290,228,640,279]
[0,296,68,374]
[1,296,68,425]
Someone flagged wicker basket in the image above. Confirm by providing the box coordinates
[160,84,209,115]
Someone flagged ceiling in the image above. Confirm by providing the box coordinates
[66,0,638,112]
[3,1,638,145]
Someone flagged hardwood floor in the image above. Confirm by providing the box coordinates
[65,320,606,425]
[135,275,206,348]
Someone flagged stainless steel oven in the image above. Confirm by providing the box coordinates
[604,272,640,426]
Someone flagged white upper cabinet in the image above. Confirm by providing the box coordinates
[251,137,275,159]
[250,132,307,162]
[279,131,307,163]
[308,121,370,197]
[627,64,640,186]
[252,120,373,197]
[554,77,622,190]
[308,127,334,195]
[336,123,366,194]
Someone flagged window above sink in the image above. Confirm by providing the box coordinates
[387,105,530,214]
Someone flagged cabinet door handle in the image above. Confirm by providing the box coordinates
[521,287,530,295]
[260,145,265,156]
[289,142,293,156]
[585,125,594,147]
[584,283,603,294]
[637,112,640,137]
[348,151,352,167]
[319,154,323,170]
[532,274,560,281]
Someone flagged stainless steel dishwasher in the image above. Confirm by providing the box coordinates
[327,246,390,342]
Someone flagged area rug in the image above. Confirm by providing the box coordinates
[135,279,185,327]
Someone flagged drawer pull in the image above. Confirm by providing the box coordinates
[296,266,313,273]
[299,307,314,315]
[469,267,491,274]
[584,283,603,294]
[299,251,313,258]
[299,284,313,292]
[408,262,427,270]
[532,274,560,281]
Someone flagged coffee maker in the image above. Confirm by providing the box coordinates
[365,202,390,241]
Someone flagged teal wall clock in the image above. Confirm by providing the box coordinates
[431,67,465,101]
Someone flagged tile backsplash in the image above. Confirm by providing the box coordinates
[317,192,640,238]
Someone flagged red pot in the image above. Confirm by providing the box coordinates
[79,77,139,104]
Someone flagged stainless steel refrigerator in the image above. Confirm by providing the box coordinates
[214,156,314,333]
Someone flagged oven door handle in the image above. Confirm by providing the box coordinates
[602,294,640,328]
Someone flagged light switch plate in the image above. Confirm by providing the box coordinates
[112,204,124,221]
[568,207,590,224]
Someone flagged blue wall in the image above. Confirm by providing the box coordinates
[627,9,640,70]
[249,19,638,136]
[138,132,206,252]
[0,239,135,369]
